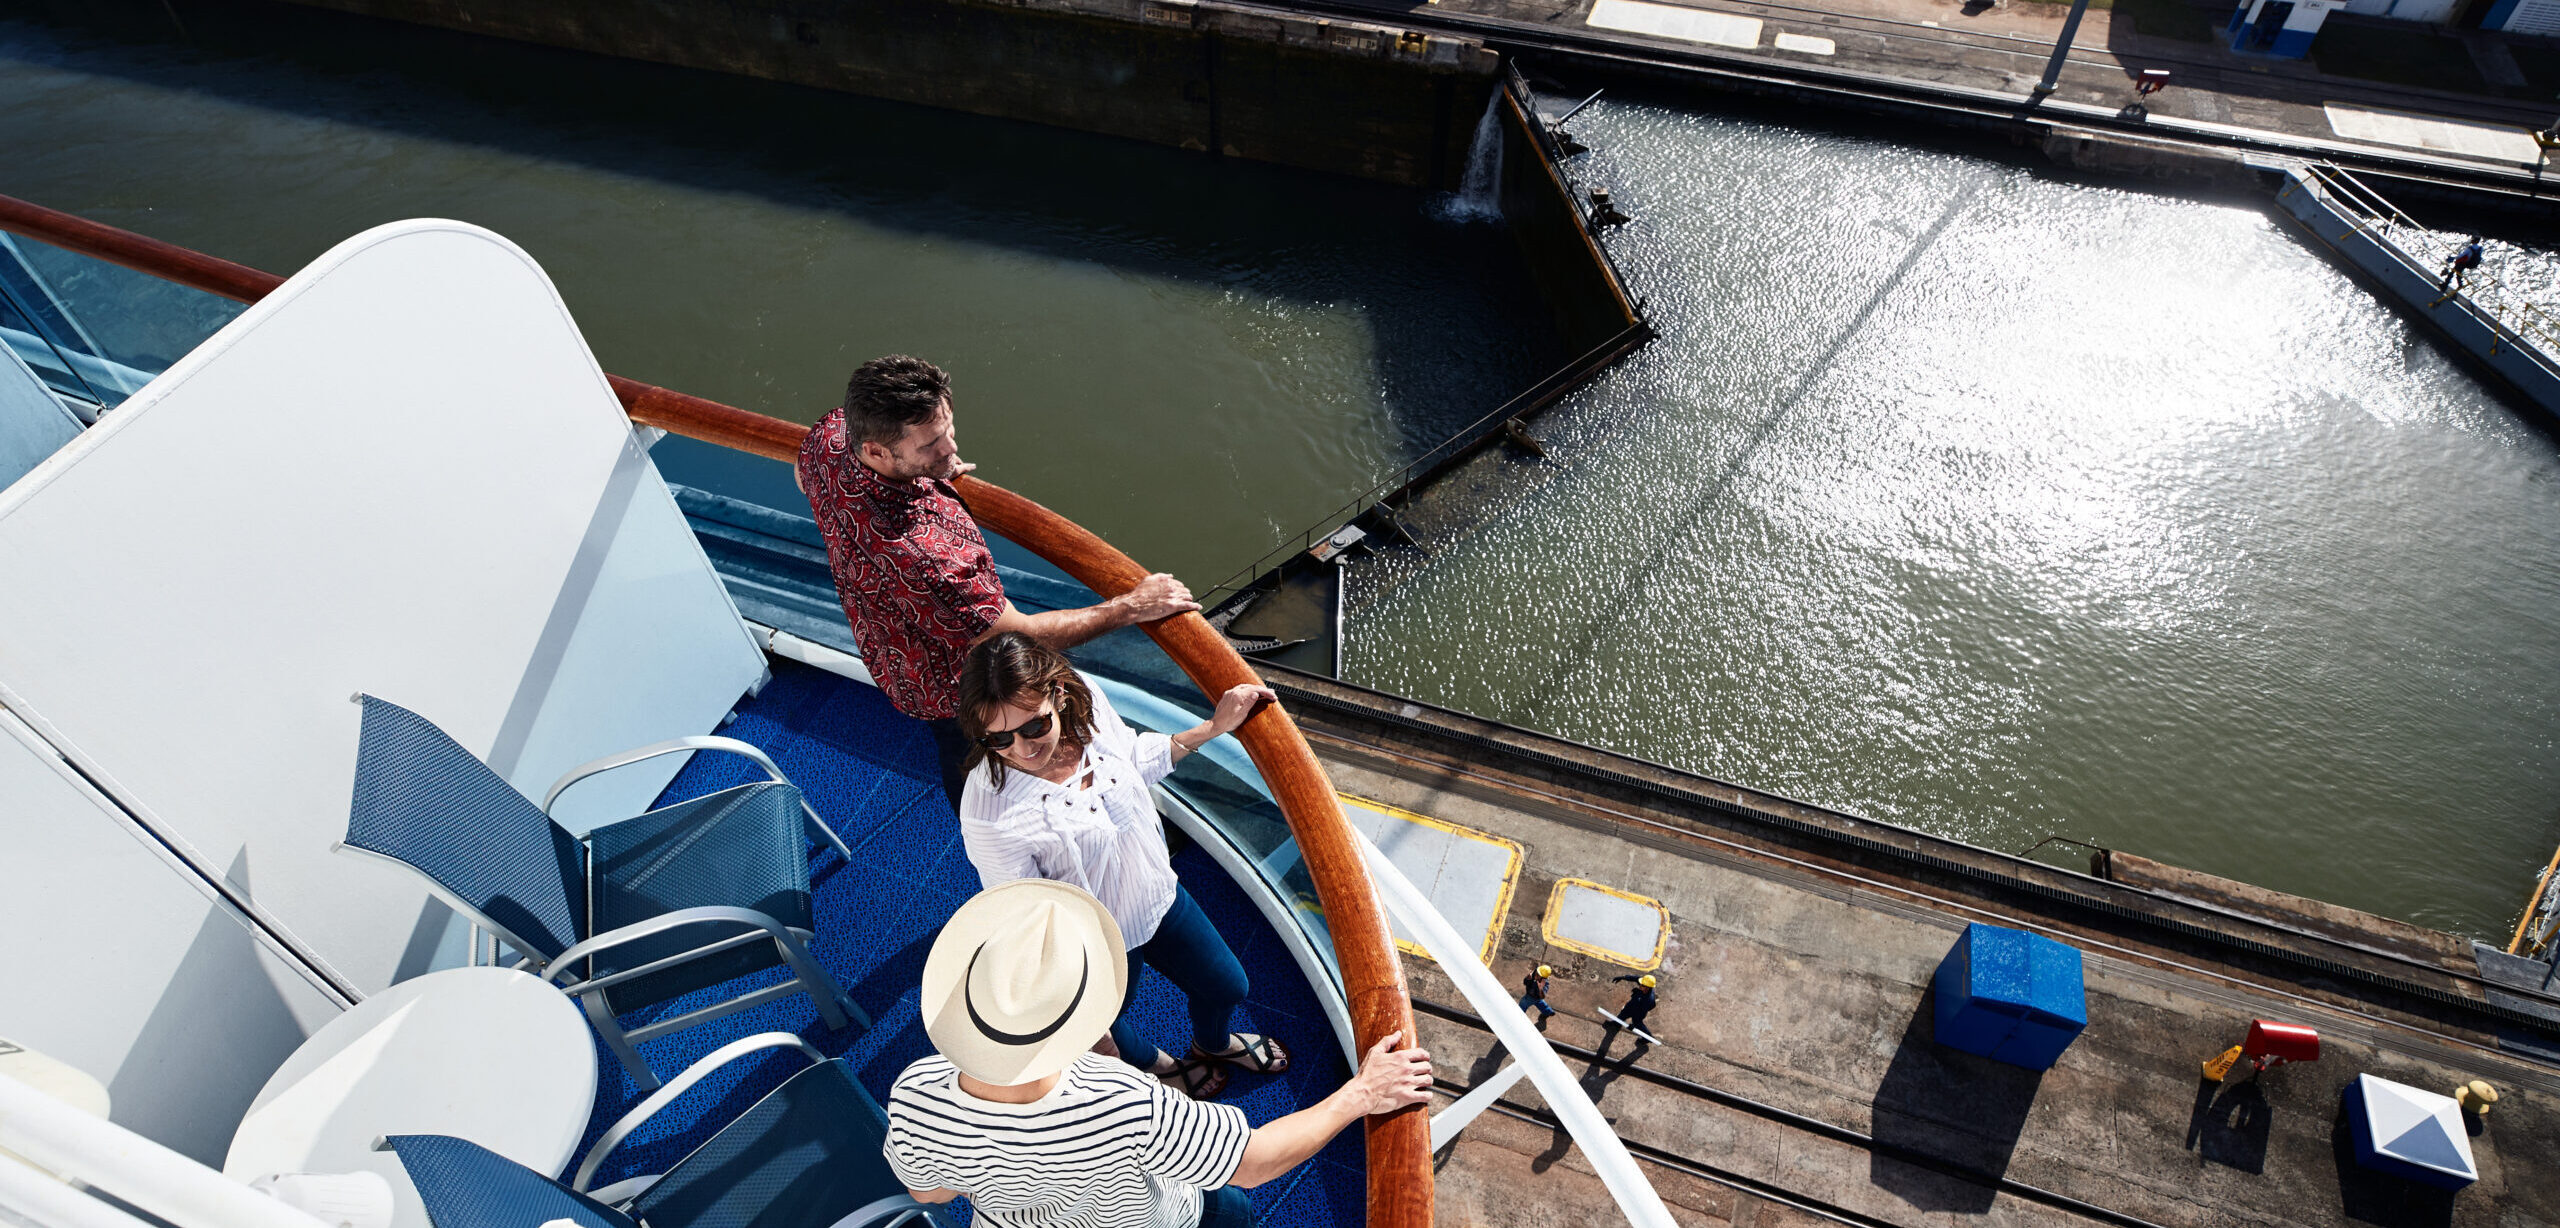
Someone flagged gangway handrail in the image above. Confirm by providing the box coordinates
[2295,164,2560,376]
[0,191,1433,1228]
[1354,832,1677,1228]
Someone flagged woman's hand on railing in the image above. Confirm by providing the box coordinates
[1210,683,1278,736]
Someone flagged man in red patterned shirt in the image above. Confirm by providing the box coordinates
[797,355,1198,809]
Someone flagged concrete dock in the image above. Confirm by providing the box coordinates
[263,0,2560,205]
[1311,0,2560,197]
[1275,667,2560,1227]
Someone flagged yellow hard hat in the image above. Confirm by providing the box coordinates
[1638,975,1657,988]
[1536,965,1552,977]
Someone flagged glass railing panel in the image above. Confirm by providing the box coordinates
[0,288,109,410]
[979,529,1340,991]
[0,234,243,409]
[1093,675,1341,991]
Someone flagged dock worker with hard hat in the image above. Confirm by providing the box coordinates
[1611,973,1659,1034]
[884,879,1435,1228]
[1518,964,1556,1023]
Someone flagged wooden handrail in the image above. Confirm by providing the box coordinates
[952,478,1430,1228]
[0,193,1431,1227]
[0,195,284,302]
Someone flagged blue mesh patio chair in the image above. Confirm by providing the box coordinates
[386,1034,945,1228]
[337,694,867,1089]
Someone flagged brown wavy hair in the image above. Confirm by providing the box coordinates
[956,632,1096,788]
[843,355,951,448]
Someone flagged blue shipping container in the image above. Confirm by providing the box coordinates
[1930,923,2087,1071]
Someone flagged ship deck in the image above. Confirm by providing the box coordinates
[1275,669,2560,1228]
[572,660,1365,1227]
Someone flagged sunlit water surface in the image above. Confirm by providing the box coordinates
[0,14,1557,584]
[1346,101,2560,939]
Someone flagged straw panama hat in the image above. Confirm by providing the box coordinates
[922,879,1129,1085]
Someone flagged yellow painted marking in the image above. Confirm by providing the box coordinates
[1541,877,1670,970]
[1339,794,1524,965]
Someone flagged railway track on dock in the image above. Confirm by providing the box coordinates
[1411,994,2173,1228]
[1285,701,2560,1074]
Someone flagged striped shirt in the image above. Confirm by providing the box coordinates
[959,685,1182,947]
[882,1053,1252,1228]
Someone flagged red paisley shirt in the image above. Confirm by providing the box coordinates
[798,409,1005,720]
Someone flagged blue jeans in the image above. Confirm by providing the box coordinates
[1111,882,1250,1068]
[1194,1185,1252,1228]
[1518,992,1553,1018]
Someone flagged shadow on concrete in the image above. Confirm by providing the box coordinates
[1522,1030,1643,1174]
[1867,989,2043,1215]
[1465,1038,1511,1089]
[2184,1074,2273,1174]
[1584,1024,1649,1100]
[2329,1101,2458,1228]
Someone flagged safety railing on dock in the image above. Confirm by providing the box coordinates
[2510,843,2560,962]
[2299,163,2560,372]
[0,192,1436,1228]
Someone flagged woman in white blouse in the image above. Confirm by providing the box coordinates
[955,631,1286,1098]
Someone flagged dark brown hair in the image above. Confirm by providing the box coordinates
[843,355,951,448]
[957,632,1096,787]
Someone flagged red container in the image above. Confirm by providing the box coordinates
[2243,1020,2320,1064]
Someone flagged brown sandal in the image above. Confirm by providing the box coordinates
[1156,1056,1232,1100]
[1195,1032,1290,1075]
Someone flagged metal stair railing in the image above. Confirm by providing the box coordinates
[2299,163,2560,373]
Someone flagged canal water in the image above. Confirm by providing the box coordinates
[0,11,1557,585]
[1346,99,2560,940]
[6,12,2556,940]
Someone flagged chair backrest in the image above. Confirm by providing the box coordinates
[630,1060,906,1228]
[344,694,585,960]
[390,1135,641,1228]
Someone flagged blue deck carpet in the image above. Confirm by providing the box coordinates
[566,660,1366,1227]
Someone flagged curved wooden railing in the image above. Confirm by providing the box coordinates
[0,194,1431,1227]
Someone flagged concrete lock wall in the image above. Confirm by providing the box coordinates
[277,0,1499,189]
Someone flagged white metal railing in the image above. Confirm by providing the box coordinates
[0,1075,329,1228]
[1353,830,1677,1228]
[2299,164,2560,373]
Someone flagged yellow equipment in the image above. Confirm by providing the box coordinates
[2201,1045,2245,1082]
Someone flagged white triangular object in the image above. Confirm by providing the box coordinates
[2356,1075,2477,1179]
[2360,1077,2444,1141]
[2379,1113,2472,1175]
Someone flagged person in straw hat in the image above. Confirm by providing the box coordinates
[885,879,1433,1228]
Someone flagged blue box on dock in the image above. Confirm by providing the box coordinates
[1931,923,2087,1070]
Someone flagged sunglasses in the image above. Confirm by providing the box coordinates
[978,698,1059,750]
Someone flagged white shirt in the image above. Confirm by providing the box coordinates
[959,685,1182,947]
[883,1052,1252,1228]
